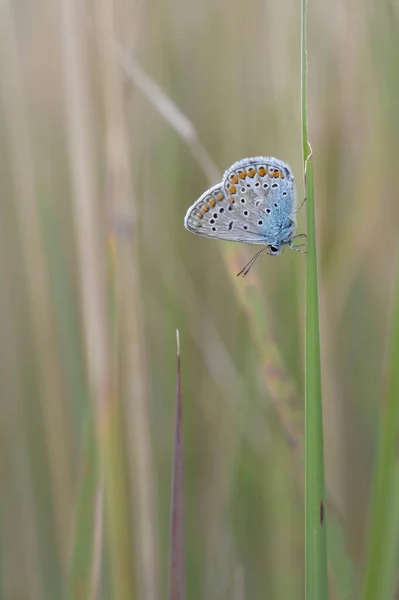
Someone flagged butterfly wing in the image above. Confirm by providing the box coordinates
[184,157,297,246]
[184,183,269,243]
[221,157,297,246]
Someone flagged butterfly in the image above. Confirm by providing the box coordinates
[184,156,305,275]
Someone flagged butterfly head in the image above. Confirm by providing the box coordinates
[268,244,283,256]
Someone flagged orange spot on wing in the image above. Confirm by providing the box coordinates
[227,185,237,195]
[216,193,224,201]
[209,199,216,207]
[258,167,267,176]
[202,205,209,213]
[280,171,285,179]
[238,171,247,179]
[230,175,239,184]
[197,212,203,219]
[247,168,256,178]
[229,197,235,204]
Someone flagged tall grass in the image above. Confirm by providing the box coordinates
[59,1,137,597]
[301,1,328,597]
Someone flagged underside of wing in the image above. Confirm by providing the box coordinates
[184,183,271,244]
[184,157,297,246]
[221,157,297,244]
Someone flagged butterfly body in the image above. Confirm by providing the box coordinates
[184,157,298,256]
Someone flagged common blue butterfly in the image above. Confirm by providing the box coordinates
[184,157,305,275]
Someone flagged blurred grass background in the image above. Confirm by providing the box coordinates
[0,0,398,598]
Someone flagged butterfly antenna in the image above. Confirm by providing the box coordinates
[237,247,268,277]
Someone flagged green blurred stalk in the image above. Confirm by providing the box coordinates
[361,249,399,600]
[66,419,102,600]
[58,1,137,598]
[168,331,185,600]
[301,1,328,598]
[0,2,70,596]
[94,2,159,599]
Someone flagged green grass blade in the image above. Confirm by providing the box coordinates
[168,330,185,600]
[301,1,329,598]
[361,250,399,600]
[66,418,102,600]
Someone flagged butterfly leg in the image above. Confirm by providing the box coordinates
[290,244,306,253]
[289,235,307,253]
